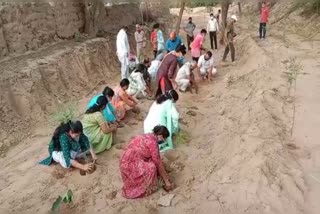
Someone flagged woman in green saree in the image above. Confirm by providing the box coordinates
[82,96,117,154]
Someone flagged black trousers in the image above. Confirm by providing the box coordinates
[259,23,267,39]
[187,35,194,50]
[209,31,218,50]
[153,50,157,59]
[223,42,235,62]
[192,57,199,63]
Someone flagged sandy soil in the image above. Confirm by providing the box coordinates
[0,2,320,214]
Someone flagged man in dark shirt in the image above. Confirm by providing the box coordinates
[155,45,187,97]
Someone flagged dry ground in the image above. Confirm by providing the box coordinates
[0,4,320,214]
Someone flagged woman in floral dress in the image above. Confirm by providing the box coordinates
[120,125,174,199]
[112,78,139,120]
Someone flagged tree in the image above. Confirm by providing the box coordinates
[83,0,106,36]
[176,0,186,34]
[221,0,231,28]
[219,0,231,45]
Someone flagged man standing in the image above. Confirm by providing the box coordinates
[150,25,158,59]
[165,32,183,53]
[153,23,165,56]
[217,9,221,23]
[134,24,146,62]
[259,2,270,39]
[190,29,207,62]
[222,15,237,63]
[183,17,196,51]
[116,26,130,79]
[207,13,219,50]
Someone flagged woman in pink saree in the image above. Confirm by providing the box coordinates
[120,125,174,199]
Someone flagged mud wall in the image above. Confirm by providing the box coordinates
[103,4,142,32]
[0,1,142,59]
[0,0,85,58]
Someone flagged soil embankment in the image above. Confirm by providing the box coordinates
[0,2,142,153]
[0,1,319,213]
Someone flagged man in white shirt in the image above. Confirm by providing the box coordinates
[207,13,219,50]
[134,24,146,63]
[116,26,130,79]
[175,62,196,92]
[198,51,216,81]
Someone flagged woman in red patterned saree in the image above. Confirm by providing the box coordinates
[120,125,174,199]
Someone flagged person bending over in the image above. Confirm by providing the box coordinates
[144,90,179,152]
[120,125,175,199]
[83,96,117,154]
[112,78,139,120]
[39,121,96,172]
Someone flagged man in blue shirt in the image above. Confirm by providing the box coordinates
[165,31,185,67]
[165,31,183,53]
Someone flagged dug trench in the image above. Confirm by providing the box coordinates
[0,14,307,214]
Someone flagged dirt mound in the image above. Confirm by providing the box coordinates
[0,37,120,153]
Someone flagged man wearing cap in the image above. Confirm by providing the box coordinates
[183,17,196,51]
[134,24,146,62]
[222,15,237,63]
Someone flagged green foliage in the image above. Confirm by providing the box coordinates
[74,32,81,42]
[50,102,78,125]
[295,0,320,14]
[186,0,219,8]
[51,190,73,213]
[285,57,303,85]
[174,130,191,144]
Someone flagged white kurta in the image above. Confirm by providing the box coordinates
[127,72,147,97]
[116,29,130,79]
[175,62,191,91]
[198,54,214,75]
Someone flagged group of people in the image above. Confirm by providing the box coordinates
[39,4,270,200]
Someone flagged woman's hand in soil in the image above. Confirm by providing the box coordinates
[164,179,175,192]
[92,158,98,164]
[82,163,94,172]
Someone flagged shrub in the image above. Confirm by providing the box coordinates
[50,102,78,125]
[296,0,320,14]
[174,130,191,145]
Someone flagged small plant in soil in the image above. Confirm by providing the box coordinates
[74,32,82,42]
[284,57,303,86]
[174,130,191,145]
[50,102,78,124]
[51,189,73,213]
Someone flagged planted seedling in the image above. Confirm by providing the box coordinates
[51,189,73,213]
